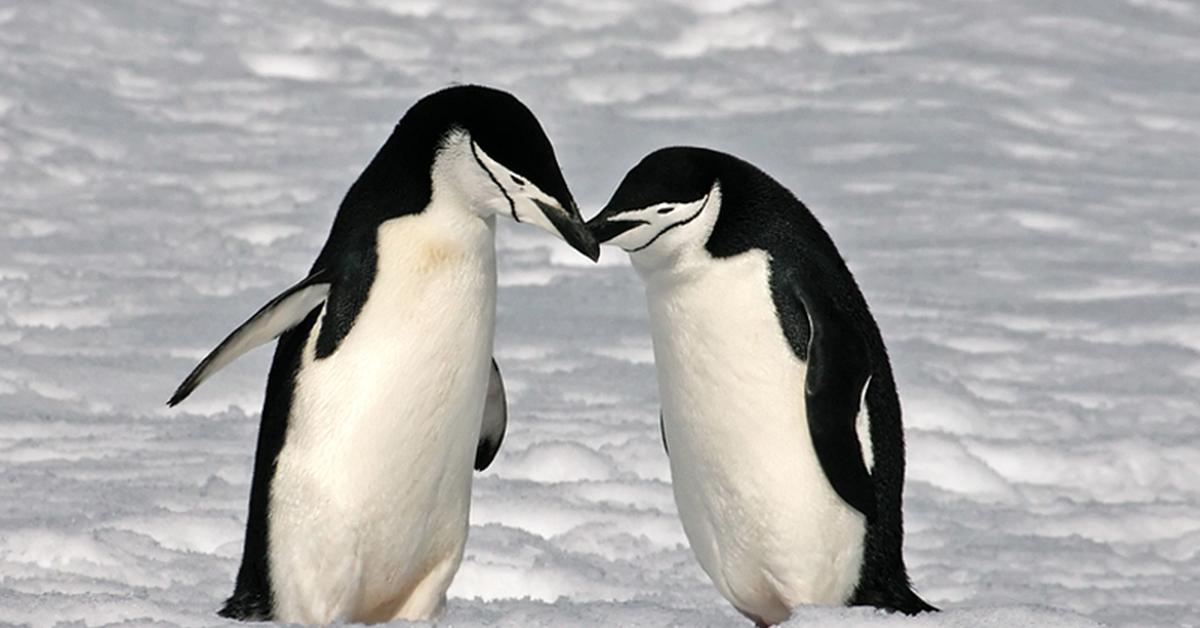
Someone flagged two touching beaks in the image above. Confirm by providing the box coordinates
[163,196,619,409]
[164,148,667,407]
[532,197,599,262]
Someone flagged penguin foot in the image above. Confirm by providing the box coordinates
[851,582,938,615]
[217,589,272,621]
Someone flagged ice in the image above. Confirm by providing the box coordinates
[491,441,620,483]
[2,0,1198,626]
[658,11,800,58]
[241,54,341,82]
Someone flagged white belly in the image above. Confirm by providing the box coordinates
[269,211,495,623]
[642,250,866,625]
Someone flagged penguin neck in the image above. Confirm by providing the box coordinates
[427,130,507,223]
[629,185,724,287]
[363,131,499,275]
[371,176,497,321]
[417,165,497,258]
[339,122,498,226]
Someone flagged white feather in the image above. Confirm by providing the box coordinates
[639,248,866,626]
[857,377,874,473]
[267,154,498,623]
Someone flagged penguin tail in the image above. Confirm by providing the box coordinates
[217,589,272,621]
[852,580,938,615]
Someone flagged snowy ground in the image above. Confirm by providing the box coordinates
[2,1,1198,626]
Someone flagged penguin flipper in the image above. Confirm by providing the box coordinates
[782,270,877,521]
[167,269,332,407]
[475,358,507,471]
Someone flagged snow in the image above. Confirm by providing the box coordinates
[1,1,1197,627]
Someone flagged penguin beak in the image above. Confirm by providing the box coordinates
[533,198,600,262]
[585,206,645,244]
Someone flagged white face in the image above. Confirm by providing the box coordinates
[432,130,597,260]
[469,140,564,231]
[593,182,721,271]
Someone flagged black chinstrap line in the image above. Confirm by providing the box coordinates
[631,192,710,253]
[470,141,519,222]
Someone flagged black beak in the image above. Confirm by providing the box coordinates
[533,198,600,262]
[585,206,646,244]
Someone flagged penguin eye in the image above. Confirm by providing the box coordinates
[510,174,526,186]
[657,206,676,215]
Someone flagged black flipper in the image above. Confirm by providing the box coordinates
[475,359,508,471]
[168,269,332,406]
[781,269,877,521]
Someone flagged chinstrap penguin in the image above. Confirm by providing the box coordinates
[168,85,598,623]
[587,147,935,626]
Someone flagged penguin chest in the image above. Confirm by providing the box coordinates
[269,214,496,622]
[644,250,866,618]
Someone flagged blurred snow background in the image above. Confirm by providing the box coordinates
[1,1,1198,626]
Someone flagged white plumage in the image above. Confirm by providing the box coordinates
[640,247,866,625]
[270,196,497,623]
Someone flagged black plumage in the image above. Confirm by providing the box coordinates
[592,147,935,615]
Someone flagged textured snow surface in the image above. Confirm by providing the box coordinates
[2,1,1198,627]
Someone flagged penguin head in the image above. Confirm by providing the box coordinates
[586,147,721,269]
[393,85,599,260]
